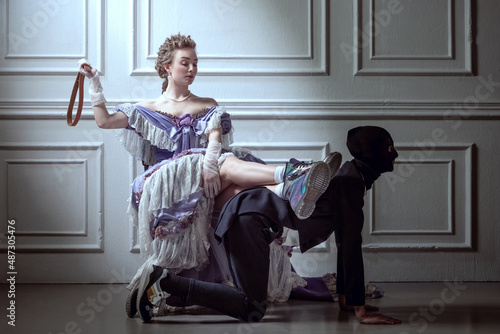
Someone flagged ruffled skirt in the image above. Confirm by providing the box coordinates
[127,148,306,302]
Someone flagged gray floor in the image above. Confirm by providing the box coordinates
[2,282,499,334]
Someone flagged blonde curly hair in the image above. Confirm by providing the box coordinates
[156,33,197,93]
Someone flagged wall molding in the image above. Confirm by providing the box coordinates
[354,0,473,76]
[363,143,474,251]
[369,159,455,236]
[0,0,105,76]
[5,158,89,236]
[0,142,104,253]
[369,0,454,61]
[131,0,329,76]
[1,100,499,120]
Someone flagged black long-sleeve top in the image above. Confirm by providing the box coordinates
[214,159,379,307]
[329,159,379,305]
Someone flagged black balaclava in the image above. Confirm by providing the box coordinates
[346,126,398,176]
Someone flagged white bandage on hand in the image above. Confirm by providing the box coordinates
[77,58,107,106]
[202,140,222,198]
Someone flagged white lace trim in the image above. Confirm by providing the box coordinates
[123,153,215,292]
[199,106,234,149]
[136,154,208,249]
[267,228,307,302]
[114,104,234,166]
[125,147,303,302]
[127,205,213,289]
[114,103,157,166]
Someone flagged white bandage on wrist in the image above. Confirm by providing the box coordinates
[90,92,107,106]
[88,72,103,93]
[77,58,106,106]
[88,72,106,106]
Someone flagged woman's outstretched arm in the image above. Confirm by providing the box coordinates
[78,59,128,129]
[92,102,128,129]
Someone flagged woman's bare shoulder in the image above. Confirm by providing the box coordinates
[191,95,218,108]
[136,98,161,110]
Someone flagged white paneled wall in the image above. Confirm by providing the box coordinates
[0,142,104,252]
[0,0,499,283]
[353,0,472,75]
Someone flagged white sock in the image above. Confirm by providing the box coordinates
[274,183,284,198]
[274,165,285,183]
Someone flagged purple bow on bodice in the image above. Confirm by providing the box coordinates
[133,105,218,156]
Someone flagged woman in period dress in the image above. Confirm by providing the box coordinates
[78,33,342,317]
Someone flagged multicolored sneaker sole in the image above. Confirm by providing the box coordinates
[291,161,330,219]
[137,265,170,322]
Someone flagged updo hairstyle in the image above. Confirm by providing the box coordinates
[155,33,197,93]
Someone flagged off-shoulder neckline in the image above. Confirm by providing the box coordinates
[135,104,217,120]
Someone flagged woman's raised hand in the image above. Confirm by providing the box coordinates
[78,58,97,78]
[77,58,106,106]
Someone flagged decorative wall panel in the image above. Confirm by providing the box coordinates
[363,143,474,250]
[131,0,329,76]
[0,0,497,283]
[353,0,472,76]
[0,0,104,75]
[0,143,104,252]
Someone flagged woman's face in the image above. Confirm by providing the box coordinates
[165,47,198,86]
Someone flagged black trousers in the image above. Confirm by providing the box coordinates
[165,187,336,322]
[165,212,278,321]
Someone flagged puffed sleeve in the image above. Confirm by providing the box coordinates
[201,106,234,149]
[113,103,160,166]
[220,111,232,135]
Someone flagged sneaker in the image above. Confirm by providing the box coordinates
[282,161,330,219]
[125,281,139,318]
[323,152,342,180]
[288,152,342,181]
[137,265,170,322]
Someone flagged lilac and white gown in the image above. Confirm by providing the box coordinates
[113,103,306,304]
